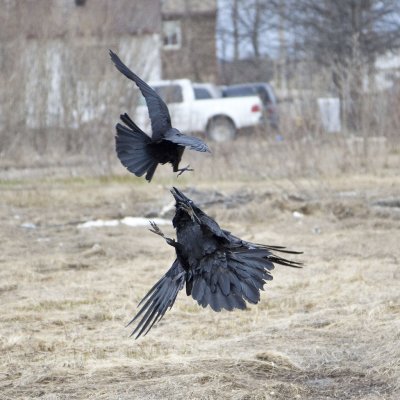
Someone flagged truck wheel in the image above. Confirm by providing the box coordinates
[207,117,236,142]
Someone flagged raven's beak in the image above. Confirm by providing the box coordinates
[170,187,188,203]
[170,187,200,223]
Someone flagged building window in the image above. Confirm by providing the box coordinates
[75,0,86,6]
[163,21,181,50]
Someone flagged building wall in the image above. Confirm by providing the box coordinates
[0,0,161,40]
[162,0,217,14]
[0,0,162,150]
[161,0,218,82]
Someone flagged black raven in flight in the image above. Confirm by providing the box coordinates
[128,187,302,339]
[109,50,210,182]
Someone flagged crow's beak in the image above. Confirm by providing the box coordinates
[170,187,200,223]
[170,187,188,203]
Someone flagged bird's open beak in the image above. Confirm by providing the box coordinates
[170,187,189,203]
[170,187,200,224]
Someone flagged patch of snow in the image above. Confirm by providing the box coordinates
[292,211,304,219]
[77,217,170,229]
[37,237,51,242]
[78,219,119,229]
[121,217,170,227]
[20,223,37,229]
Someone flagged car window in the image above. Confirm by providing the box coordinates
[153,85,183,103]
[256,86,271,104]
[223,86,257,97]
[264,85,277,104]
[194,87,212,99]
[194,87,213,99]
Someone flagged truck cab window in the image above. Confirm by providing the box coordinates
[194,88,212,100]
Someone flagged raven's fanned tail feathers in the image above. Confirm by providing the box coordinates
[115,122,158,181]
[120,112,146,134]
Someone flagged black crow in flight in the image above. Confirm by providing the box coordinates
[109,50,210,182]
[128,187,302,339]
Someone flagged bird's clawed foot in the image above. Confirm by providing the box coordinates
[149,221,165,237]
[177,164,194,177]
[149,221,176,247]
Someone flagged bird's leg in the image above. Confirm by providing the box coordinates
[176,164,194,177]
[149,221,176,247]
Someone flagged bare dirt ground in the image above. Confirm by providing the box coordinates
[1,157,400,399]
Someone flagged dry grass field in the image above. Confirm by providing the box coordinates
[1,137,400,399]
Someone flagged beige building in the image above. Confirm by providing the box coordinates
[0,0,218,159]
[0,0,161,133]
[161,0,218,82]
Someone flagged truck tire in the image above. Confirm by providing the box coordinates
[207,117,236,142]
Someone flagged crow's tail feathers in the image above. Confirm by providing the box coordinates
[120,112,144,133]
[115,118,158,182]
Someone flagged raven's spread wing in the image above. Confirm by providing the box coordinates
[109,50,171,140]
[226,233,303,267]
[195,209,231,241]
[198,213,301,264]
[163,130,210,153]
[190,249,275,312]
[127,259,186,339]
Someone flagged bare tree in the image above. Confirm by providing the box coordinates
[282,0,400,129]
[217,0,278,83]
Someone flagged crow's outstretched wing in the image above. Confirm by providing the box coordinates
[198,216,301,266]
[194,209,302,268]
[190,249,275,312]
[163,130,210,153]
[226,233,303,267]
[127,259,186,339]
[195,209,231,241]
[109,50,171,140]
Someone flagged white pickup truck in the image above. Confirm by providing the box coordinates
[135,79,263,141]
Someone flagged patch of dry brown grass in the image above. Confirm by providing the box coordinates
[0,147,399,399]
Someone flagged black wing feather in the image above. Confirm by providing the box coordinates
[163,130,210,153]
[127,259,186,339]
[110,50,172,140]
[189,243,298,312]
[197,211,231,241]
